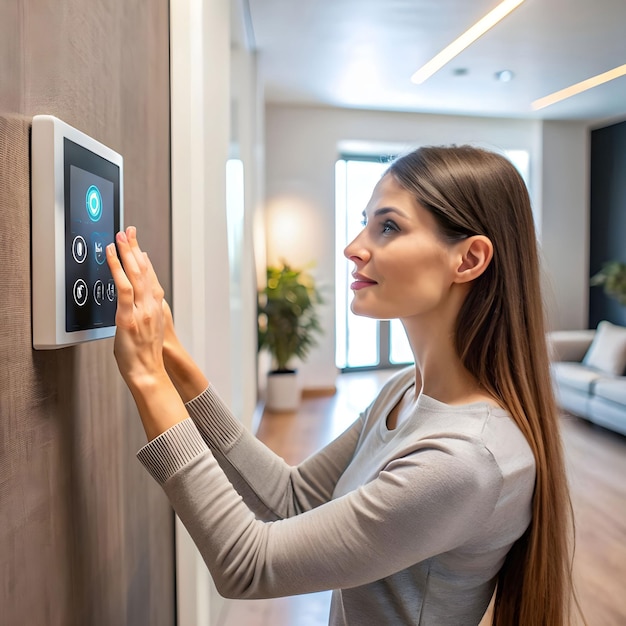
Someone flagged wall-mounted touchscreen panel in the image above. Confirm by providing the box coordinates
[64,139,120,333]
[32,115,123,349]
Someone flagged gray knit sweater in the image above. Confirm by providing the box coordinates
[137,367,535,625]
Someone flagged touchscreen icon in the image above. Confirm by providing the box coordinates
[93,234,106,265]
[73,279,88,306]
[86,185,103,222]
[72,235,87,263]
[106,280,116,302]
[93,280,105,306]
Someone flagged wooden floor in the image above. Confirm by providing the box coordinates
[217,370,626,626]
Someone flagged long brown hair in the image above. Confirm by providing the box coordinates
[388,145,576,625]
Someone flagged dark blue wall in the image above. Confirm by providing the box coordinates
[589,120,626,328]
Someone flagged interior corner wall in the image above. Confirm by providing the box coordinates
[0,2,174,625]
[589,119,626,328]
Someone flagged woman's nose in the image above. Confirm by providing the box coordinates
[344,233,370,263]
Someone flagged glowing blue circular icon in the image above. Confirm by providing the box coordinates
[86,185,103,222]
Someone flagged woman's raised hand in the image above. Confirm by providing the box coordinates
[106,227,195,440]
[106,226,168,391]
[107,227,209,404]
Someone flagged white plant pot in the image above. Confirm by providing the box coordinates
[266,370,300,412]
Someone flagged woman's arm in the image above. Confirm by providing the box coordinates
[107,227,363,517]
[183,385,365,518]
[160,299,210,402]
[139,419,506,600]
[159,296,365,516]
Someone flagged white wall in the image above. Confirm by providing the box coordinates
[539,121,590,330]
[170,1,231,623]
[264,104,590,389]
[170,0,263,624]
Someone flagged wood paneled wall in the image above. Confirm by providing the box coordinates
[0,2,174,625]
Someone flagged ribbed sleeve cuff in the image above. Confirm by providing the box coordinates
[184,385,244,452]
[137,419,207,484]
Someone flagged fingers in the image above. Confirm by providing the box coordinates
[143,250,166,301]
[106,240,135,326]
[107,227,166,310]
[126,226,148,273]
[120,227,147,297]
[126,227,165,301]
[106,228,145,318]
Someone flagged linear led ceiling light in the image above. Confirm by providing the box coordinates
[411,0,526,85]
[532,64,626,110]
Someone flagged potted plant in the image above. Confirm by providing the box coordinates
[591,260,626,306]
[257,263,323,411]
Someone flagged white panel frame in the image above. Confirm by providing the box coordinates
[31,114,123,349]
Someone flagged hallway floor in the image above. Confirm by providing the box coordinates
[217,369,626,626]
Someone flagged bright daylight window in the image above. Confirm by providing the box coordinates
[335,150,530,371]
[335,157,413,370]
[226,158,245,417]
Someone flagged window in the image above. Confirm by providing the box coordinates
[335,157,413,370]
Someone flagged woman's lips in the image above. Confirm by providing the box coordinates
[351,280,376,290]
[350,275,377,290]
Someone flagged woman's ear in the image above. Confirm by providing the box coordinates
[453,235,493,284]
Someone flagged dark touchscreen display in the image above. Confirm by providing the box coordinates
[64,138,120,332]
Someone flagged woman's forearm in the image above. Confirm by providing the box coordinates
[162,335,210,403]
[127,372,190,441]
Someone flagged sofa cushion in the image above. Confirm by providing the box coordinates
[551,362,604,394]
[582,321,626,376]
[593,378,626,406]
[547,329,596,362]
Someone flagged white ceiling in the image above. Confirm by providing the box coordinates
[246,0,626,123]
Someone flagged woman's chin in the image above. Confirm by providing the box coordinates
[349,301,365,316]
[350,301,380,319]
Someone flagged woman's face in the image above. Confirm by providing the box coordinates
[344,174,460,322]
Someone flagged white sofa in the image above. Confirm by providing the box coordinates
[549,321,626,436]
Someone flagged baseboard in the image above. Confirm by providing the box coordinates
[301,386,337,399]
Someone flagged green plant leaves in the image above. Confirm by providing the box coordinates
[257,263,323,371]
[591,260,626,306]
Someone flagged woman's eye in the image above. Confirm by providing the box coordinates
[360,217,399,233]
[382,220,399,234]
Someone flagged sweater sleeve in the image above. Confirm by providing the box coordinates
[183,385,365,519]
[137,417,503,600]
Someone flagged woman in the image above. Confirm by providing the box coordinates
[106,145,576,625]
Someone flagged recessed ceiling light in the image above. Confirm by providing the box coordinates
[495,70,514,82]
[411,0,526,85]
[532,64,626,110]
